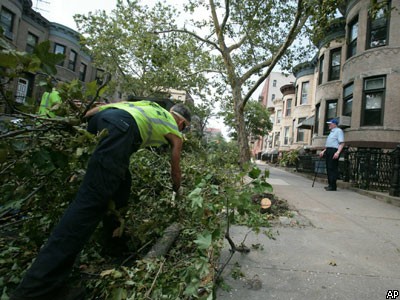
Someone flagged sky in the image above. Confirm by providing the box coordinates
[33,0,116,31]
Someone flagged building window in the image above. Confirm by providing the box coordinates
[324,100,337,135]
[79,63,87,81]
[285,98,292,116]
[367,2,390,48]
[329,48,341,81]
[276,109,282,124]
[271,93,275,101]
[362,76,385,126]
[15,78,29,103]
[0,7,14,39]
[274,132,280,147]
[300,81,309,105]
[347,17,358,58]
[273,80,277,87]
[315,103,320,134]
[54,43,66,66]
[284,127,290,145]
[96,69,105,84]
[26,32,38,53]
[68,50,77,71]
[297,117,305,142]
[343,83,353,117]
[318,55,324,85]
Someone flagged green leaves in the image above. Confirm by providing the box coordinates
[74,0,212,99]
[188,187,204,209]
[194,232,212,250]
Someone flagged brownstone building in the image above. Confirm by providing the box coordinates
[0,0,100,109]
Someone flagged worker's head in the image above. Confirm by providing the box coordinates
[170,103,191,132]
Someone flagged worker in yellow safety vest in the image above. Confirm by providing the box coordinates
[37,84,62,118]
[11,100,191,300]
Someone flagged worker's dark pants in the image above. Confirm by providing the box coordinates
[325,147,339,189]
[13,109,142,298]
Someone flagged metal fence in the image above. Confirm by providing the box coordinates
[295,145,400,196]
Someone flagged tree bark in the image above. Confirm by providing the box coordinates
[233,87,251,165]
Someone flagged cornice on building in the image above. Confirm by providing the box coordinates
[22,2,49,27]
[292,61,315,78]
[280,83,295,96]
[49,23,81,46]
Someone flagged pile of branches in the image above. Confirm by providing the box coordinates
[0,115,276,299]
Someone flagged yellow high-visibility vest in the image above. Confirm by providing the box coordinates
[99,101,182,147]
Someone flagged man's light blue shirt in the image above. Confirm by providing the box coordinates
[325,127,344,149]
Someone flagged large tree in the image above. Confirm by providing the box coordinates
[160,0,344,165]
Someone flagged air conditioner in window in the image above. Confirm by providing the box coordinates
[338,116,351,127]
[4,30,13,40]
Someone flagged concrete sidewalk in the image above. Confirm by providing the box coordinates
[216,165,400,300]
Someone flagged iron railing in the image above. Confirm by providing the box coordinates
[295,145,400,196]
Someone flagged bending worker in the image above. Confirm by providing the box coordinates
[11,100,191,300]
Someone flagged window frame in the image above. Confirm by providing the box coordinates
[285,98,292,116]
[342,82,354,117]
[95,69,105,84]
[347,17,358,59]
[318,55,324,85]
[276,109,282,124]
[26,32,38,53]
[79,63,87,81]
[361,76,386,126]
[300,81,309,105]
[274,132,280,147]
[283,126,290,145]
[328,47,341,81]
[0,7,14,39]
[315,103,320,134]
[367,1,390,49]
[54,43,66,66]
[324,99,338,135]
[68,49,77,71]
[297,117,306,142]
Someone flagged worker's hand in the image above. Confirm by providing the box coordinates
[319,150,325,158]
[333,152,340,160]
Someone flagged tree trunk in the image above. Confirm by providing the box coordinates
[233,86,251,166]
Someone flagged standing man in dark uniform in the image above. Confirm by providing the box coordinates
[319,118,345,191]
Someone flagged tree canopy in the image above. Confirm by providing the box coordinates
[75,0,345,164]
[74,0,212,100]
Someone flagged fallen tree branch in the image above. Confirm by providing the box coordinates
[145,223,182,258]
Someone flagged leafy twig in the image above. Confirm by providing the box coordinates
[81,72,111,118]
[144,258,165,299]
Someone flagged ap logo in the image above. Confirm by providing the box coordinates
[386,290,399,299]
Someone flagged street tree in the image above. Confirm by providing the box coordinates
[159,0,344,165]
